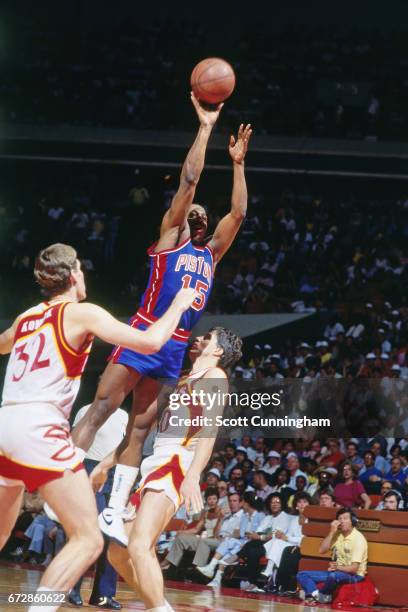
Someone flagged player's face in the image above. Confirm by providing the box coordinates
[72,260,87,301]
[189,331,220,361]
[187,204,208,244]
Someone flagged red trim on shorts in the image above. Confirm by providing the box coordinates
[129,454,185,507]
[0,455,84,493]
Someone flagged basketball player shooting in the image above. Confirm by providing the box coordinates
[0,243,196,612]
[71,93,252,545]
[108,327,243,612]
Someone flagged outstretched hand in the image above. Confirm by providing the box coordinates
[180,475,204,515]
[191,91,223,128]
[229,123,252,164]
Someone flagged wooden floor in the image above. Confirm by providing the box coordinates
[0,564,336,611]
[1,564,400,611]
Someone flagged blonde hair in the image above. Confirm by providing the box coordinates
[34,243,77,296]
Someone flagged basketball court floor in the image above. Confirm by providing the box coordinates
[0,564,395,612]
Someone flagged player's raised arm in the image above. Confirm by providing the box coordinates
[160,93,223,236]
[180,367,228,514]
[208,123,252,263]
[69,288,197,355]
[0,317,20,355]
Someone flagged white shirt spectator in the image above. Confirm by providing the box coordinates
[254,484,274,500]
[256,511,292,536]
[219,509,244,538]
[346,323,365,339]
[73,404,128,462]
[324,322,345,341]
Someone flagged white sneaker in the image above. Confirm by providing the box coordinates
[98,507,128,547]
[319,593,332,604]
[196,564,216,578]
[245,584,264,593]
[208,574,222,588]
[240,580,251,590]
[220,554,238,566]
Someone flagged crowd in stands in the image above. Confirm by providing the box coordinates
[3,21,408,140]
[1,166,408,411]
[158,435,407,594]
[2,434,406,599]
[1,165,408,319]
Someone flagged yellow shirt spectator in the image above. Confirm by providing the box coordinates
[332,528,368,577]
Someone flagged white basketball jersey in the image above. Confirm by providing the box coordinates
[2,302,92,419]
[155,368,211,452]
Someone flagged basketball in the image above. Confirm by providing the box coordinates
[190,57,236,105]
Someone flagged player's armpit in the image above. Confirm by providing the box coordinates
[208,210,246,263]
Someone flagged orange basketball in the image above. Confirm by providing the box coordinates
[190,58,236,105]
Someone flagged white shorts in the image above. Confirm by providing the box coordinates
[130,444,194,511]
[0,403,84,492]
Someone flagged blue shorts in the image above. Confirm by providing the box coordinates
[111,321,187,380]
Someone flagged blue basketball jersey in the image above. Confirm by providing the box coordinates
[139,238,214,332]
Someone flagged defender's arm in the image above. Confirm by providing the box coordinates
[68,288,197,355]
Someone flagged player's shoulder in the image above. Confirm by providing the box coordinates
[65,302,105,316]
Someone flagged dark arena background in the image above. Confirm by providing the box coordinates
[0,1,408,611]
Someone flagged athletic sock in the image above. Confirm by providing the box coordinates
[109,464,139,512]
[264,559,273,576]
[146,606,167,612]
[76,447,87,462]
[28,587,58,612]
[164,599,175,611]
[207,557,219,571]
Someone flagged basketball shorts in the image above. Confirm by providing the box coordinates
[110,316,188,380]
[130,444,194,511]
[0,403,84,493]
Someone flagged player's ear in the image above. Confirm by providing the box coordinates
[214,346,224,360]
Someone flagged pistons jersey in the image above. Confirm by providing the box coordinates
[1,301,93,419]
[137,238,214,336]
